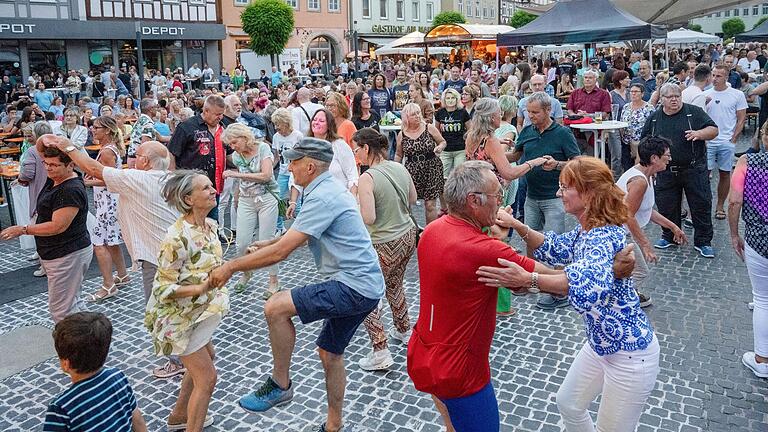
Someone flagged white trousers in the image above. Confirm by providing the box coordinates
[235,193,278,276]
[746,243,768,357]
[218,177,237,230]
[556,338,660,432]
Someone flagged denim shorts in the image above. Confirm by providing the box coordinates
[291,280,378,355]
[707,143,735,172]
[439,382,499,432]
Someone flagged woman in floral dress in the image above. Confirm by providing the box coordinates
[85,116,129,302]
[145,170,229,432]
[395,102,447,224]
[620,83,655,169]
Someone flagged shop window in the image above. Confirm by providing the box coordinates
[140,40,182,73]
[88,40,113,69]
[0,41,21,85]
[27,40,67,77]
[307,36,336,65]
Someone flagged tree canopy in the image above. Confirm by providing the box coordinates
[241,0,295,57]
[431,11,467,29]
[721,18,745,40]
[686,23,702,33]
[509,10,538,29]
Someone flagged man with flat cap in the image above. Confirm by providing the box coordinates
[209,138,384,432]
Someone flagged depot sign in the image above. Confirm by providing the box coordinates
[0,19,225,40]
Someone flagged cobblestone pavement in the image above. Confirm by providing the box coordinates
[0,197,767,431]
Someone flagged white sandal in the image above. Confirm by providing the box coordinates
[86,284,118,302]
[114,274,130,286]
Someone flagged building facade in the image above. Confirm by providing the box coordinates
[352,0,440,51]
[0,0,225,82]
[500,0,555,25]
[441,0,497,25]
[221,0,349,72]
[690,2,768,35]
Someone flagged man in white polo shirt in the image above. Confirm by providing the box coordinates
[703,64,748,221]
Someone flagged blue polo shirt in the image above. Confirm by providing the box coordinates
[292,171,385,300]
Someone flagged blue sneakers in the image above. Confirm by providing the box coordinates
[694,245,715,258]
[536,294,570,310]
[239,377,293,413]
[653,238,677,249]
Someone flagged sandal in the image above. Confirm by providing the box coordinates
[715,210,726,220]
[86,284,118,302]
[263,280,280,300]
[234,271,252,294]
[115,274,130,286]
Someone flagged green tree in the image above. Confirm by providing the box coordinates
[241,0,294,63]
[509,10,538,28]
[754,16,768,30]
[431,11,467,29]
[721,17,746,39]
[686,23,703,32]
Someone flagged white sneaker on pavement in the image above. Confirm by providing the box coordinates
[28,252,39,261]
[389,327,411,345]
[358,349,394,371]
[742,352,768,378]
[33,267,46,277]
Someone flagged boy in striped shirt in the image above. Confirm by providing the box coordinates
[43,312,147,432]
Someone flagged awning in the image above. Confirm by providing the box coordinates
[0,18,226,40]
[615,0,744,26]
[359,36,397,46]
[424,24,515,45]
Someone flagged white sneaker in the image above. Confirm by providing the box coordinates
[742,352,768,378]
[33,267,46,277]
[358,349,394,371]
[27,252,39,261]
[749,302,755,311]
[389,327,411,345]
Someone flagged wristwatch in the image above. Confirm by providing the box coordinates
[528,272,541,294]
[64,145,76,153]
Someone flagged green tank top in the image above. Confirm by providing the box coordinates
[365,161,415,244]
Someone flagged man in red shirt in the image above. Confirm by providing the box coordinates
[566,69,611,117]
[407,160,539,432]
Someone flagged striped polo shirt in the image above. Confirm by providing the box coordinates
[43,367,137,432]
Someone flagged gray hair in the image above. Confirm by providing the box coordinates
[583,69,599,79]
[178,107,194,121]
[659,82,681,97]
[139,98,156,114]
[465,98,500,147]
[161,169,207,214]
[527,92,551,111]
[444,160,495,212]
[32,121,52,140]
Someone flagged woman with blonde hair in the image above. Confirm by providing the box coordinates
[270,107,304,232]
[85,116,130,301]
[482,157,659,432]
[396,102,447,224]
[435,88,470,184]
[324,91,357,149]
[222,123,280,298]
[460,84,480,116]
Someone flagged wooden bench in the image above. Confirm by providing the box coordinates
[0,147,20,157]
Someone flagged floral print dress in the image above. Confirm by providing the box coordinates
[145,217,230,356]
[620,102,655,146]
[92,144,123,247]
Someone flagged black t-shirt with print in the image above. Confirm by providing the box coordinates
[35,176,91,260]
[168,115,231,185]
[353,111,380,131]
[435,107,471,152]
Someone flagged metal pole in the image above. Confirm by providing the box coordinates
[135,22,145,96]
[648,39,653,74]
[353,28,360,80]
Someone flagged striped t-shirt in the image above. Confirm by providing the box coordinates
[43,367,137,432]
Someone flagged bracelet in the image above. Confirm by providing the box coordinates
[528,272,541,294]
[520,225,531,241]
[525,161,533,171]
[288,201,297,205]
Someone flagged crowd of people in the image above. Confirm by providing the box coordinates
[0,41,766,432]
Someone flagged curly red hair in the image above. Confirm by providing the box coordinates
[560,157,628,230]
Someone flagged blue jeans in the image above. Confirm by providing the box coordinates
[524,196,566,233]
[276,172,301,230]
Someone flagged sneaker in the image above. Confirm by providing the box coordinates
[653,238,677,249]
[275,227,287,237]
[389,327,411,345]
[683,218,694,228]
[694,245,715,258]
[27,252,39,261]
[152,360,186,379]
[33,267,46,277]
[742,352,768,378]
[536,294,570,310]
[167,415,214,431]
[239,377,293,412]
[306,422,344,432]
[637,291,652,308]
[749,302,755,311]
[358,349,394,371]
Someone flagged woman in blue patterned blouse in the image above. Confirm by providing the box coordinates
[478,156,659,432]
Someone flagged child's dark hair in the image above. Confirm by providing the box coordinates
[53,312,113,373]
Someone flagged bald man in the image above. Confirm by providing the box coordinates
[40,135,186,379]
[292,87,323,136]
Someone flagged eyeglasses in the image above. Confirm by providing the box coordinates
[471,191,504,202]
[662,95,681,100]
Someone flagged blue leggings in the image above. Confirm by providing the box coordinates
[440,382,499,432]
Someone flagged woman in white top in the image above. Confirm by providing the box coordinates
[307,108,358,194]
[270,108,304,232]
[55,107,89,149]
[616,136,687,308]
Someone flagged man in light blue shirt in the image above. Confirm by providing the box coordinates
[34,82,54,112]
[271,66,283,88]
[209,137,383,432]
[517,74,564,130]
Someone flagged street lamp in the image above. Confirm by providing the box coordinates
[135,21,146,96]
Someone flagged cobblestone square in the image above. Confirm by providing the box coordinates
[0,199,766,431]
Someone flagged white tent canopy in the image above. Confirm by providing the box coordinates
[374,44,452,56]
[389,31,427,48]
[654,27,720,45]
[616,0,743,25]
